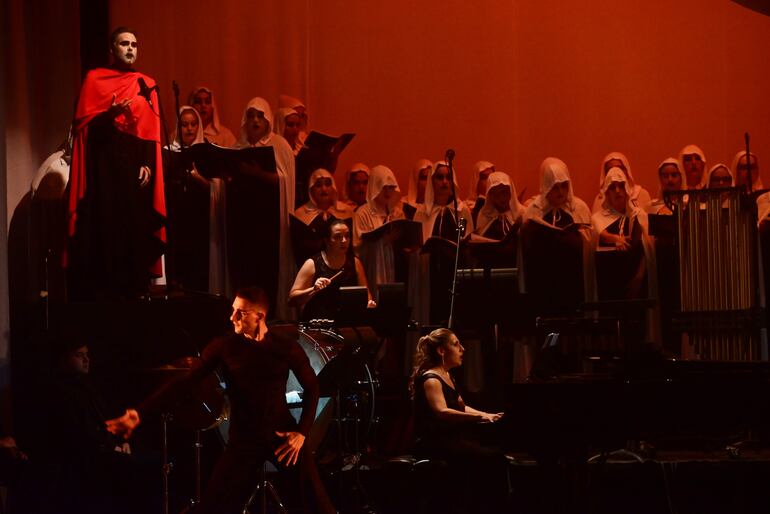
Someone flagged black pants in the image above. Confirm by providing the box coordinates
[195,443,335,514]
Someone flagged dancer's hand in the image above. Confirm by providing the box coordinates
[275,431,305,466]
[106,409,141,439]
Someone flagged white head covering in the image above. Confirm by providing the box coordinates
[170,105,205,149]
[423,160,461,212]
[475,171,524,236]
[731,150,762,191]
[678,144,707,188]
[592,152,646,209]
[658,156,683,192]
[189,86,223,135]
[524,157,592,226]
[236,97,275,147]
[366,165,401,213]
[353,165,403,288]
[657,157,683,187]
[601,168,634,211]
[678,144,706,165]
[273,106,299,137]
[294,168,351,224]
[591,167,643,235]
[342,163,371,203]
[702,163,734,189]
[278,94,308,134]
[417,160,470,241]
[407,158,433,206]
[598,152,635,187]
[468,160,495,203]
[278,94,305,110]
[31,150,69,200]
[645,158,683,214]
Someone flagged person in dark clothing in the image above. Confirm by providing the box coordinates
[22,341,152,514]
[106,286,336,514]
[65,27,166,300]
[410,328,509,512]
[290,218,375,320]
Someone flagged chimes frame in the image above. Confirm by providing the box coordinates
[667,187,767,361]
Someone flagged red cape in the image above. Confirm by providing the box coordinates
[66,67,167,276]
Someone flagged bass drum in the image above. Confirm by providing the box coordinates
[217,328,375,453]
[288,328,376,454]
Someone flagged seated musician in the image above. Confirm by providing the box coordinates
[32,339,153,512]
[290,218,375,320]
[646,158,683,215]
[107,287,336,514]
[465,160,495,226]
[292,168,353,265]
[353,164,406,288]
[520,157,593,314]
[592,167,651,301]
[410,328,508,511]
[591,152,651,213]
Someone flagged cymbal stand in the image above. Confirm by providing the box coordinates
[161,412,173,514]
[193,429,202,507]
[242,463,287,514]
[339,384,376,513]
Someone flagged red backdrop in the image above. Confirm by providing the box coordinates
[110,0,770,203]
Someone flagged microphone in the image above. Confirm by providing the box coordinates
[445,149,455,163]
[137,77,155,106]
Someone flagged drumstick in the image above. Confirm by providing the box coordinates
[328,269,344,282]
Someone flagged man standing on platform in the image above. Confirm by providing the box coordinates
[66,27,166,300]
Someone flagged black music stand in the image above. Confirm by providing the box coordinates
[452,267,524,336]
[334,286,369,326]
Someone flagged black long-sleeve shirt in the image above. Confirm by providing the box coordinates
[140,327,319,448]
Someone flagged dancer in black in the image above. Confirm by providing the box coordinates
[106,286,336,514]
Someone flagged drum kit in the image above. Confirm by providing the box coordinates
[146,322,381,513]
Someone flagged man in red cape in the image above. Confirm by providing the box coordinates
[66,27,166,299]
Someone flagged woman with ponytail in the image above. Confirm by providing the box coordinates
[410,328,509,511]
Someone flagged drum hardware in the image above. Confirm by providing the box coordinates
[332,387,376,514]
[161,412,173,514]
[242,462,287,514]
[291,327,379,512]
[146,356,228,512]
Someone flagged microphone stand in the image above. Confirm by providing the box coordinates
[745,132,752,195]
[143,82,172,296]
[172,80,182,150]
[446,150,465,329]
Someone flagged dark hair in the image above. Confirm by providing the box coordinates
[235,286,270,312]
[322,218,350,241]
[409,328,455,395]
[110,26,137,46]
